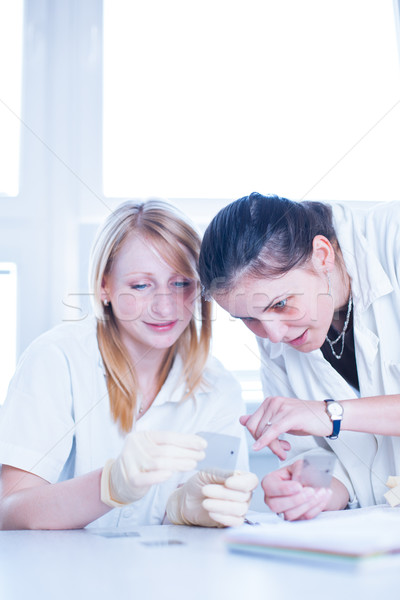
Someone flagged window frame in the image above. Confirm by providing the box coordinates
[0,0,399,405]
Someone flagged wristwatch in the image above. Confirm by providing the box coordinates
[324,399,344,440]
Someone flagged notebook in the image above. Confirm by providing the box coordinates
[226,506,400,565]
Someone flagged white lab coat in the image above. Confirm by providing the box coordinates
[0,317,248,528]
[258,201,400,507]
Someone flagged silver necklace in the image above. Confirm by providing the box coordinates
[325,294,353,360]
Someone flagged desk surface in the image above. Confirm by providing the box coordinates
[1,507,399,600]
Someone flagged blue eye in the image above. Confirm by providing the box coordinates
[272,299,287,310]
[131,283,147,290]
[173,280,191,288]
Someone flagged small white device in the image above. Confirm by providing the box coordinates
[299,453,336,488]
[196,432,240,472]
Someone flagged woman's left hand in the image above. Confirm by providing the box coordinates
[261,461,333,520]
[240,396,333,459]
[166,469,259,527]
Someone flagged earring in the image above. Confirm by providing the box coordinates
[103,299,109,307]
[326,271,332,296]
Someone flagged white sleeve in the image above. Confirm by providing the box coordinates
[0,338,75,483]
[367,202,400,286]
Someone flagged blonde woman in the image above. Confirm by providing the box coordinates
[0,201,257,530]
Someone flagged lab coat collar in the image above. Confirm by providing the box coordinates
[332,203,393,312]
[268,341,285,360]
[255,335,285,360]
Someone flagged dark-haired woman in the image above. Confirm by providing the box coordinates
[199,192,400,521]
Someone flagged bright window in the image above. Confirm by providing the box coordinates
[0,0,23,197]
[211,303,261,401]
[0,263,17,404]
[102,1,400,398]
[103,0,400,203]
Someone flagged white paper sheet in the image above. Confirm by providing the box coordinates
[226,505,400,558]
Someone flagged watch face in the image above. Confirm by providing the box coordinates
[327,402,343,417]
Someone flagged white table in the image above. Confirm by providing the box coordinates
[1,508,399,600]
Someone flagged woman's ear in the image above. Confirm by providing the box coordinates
[100,276,109,303]
[311,235,335,274]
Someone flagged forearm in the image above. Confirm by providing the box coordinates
[0,469,111,530]
[245,393,400,458]
[341,394,400,436]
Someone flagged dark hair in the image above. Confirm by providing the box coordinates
[199,192,337,295]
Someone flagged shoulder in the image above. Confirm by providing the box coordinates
[15,316,99,373]
[203,355,240,385]
[24,315,97,349]
[365,202,400,245]
[200,355,242,397]
[332,201,400,237]
[332,202,400,269]
[366,201,400,223]
[6,316,102,407]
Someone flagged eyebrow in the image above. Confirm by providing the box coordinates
[230,294,287,320]
[122,271,191,279]
[262,298,278,312]
[123,272,153,278]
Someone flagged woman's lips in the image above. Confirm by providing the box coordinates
[287,329,308,347]
[144,320,178,332]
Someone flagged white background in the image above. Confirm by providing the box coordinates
[0,0,400,404]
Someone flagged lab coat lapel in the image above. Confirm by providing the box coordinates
[283,348,357,402]
[283,349,379,507]
[353,323,380,397]
[332,203,393,311]
[333,203,392,396]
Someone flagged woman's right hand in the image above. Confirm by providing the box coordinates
[101,431,207,507]
[240,395,332,459]
[261,460,332,521]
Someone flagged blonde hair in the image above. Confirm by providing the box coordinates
[89,200,212,432]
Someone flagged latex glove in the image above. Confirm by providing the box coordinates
[166,469,259,527]
[101,431,207,508]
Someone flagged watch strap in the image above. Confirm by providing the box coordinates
[329,418,341,440]
[324,399,342,440]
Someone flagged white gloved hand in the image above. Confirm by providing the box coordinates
[101,431,207,507]
[166,469,259,527]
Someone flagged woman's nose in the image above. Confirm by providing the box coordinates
[260,318,288,343]
[150,292,175,318]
